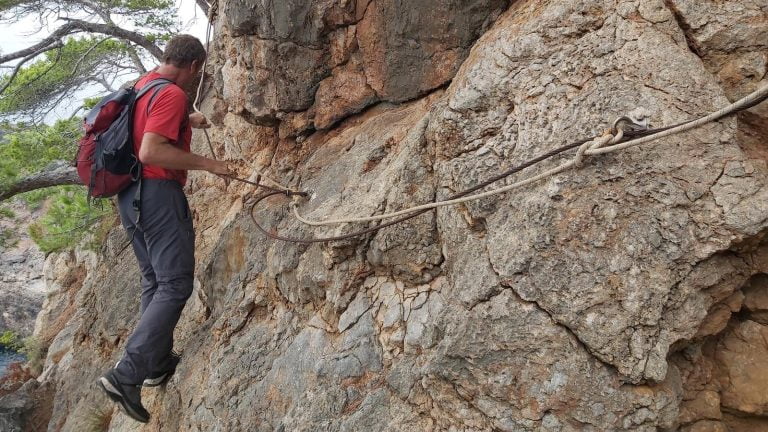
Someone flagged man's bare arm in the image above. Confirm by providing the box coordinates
[138,132,230,175]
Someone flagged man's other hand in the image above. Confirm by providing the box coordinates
[206,159,234,188]
[206,159,232,177]
[189,112,210,129]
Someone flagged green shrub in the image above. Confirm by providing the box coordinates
[0,330,24,351]
[0,205,17,247]
[0,119,80,190]
[28,187,113,253]
[0,206,15,218]
[0,120,114,253]
[0,227,16,249]
[20,337,45,376]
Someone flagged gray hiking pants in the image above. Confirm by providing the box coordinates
[114,179,194,385]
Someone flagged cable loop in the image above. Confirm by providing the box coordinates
[288,83,768,230]
[193,42,766,244]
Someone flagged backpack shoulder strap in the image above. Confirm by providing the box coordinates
[145,84,172,116]
[135,78,173,99]
[138,78,176,116]
[130,78,173,208]
[133,78,174,116]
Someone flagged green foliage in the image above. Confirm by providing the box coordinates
[101,0,176,22]
[82,97,101,111]
[19,189,54,209]
[0,0,185,251]
[0,120,113,252]
[84,210,116,252]
[29,187,112,253]
[0,118,80,189]
[19,336,44,376]
[1,228,16,249]
[0,331,43,376]
[0,206,14,218]
[0,228,15,248]
[0,205,15,247]
[0,0,189,121]
[0,0,24,11]
[0,330,24,351]
[0,37,132,118]
[0,118,80,236]
[1,0,178,32]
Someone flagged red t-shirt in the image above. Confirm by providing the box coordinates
[133,71,193,186]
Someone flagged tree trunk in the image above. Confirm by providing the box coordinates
[0,20,164,65]
[0,162,82,202]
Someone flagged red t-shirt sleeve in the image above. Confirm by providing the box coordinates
[143,87,188,144]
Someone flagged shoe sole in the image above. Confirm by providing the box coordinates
[98,377,122,403]
[142,373,169,387]
[98,377,150,423]
[116,360,176,387]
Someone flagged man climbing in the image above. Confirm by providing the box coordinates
[97,34,232,423]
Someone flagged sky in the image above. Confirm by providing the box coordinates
[0,0,209,122]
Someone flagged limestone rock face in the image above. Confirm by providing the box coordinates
[715,320,768,415]
[18,0,768,431]
[216,0,508,132]
[356,0,509,102]
[0,202,45,337]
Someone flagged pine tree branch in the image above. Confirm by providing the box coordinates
[0,161,81,202]
[69,37,110,78]
[68,104,86,120]
[88,76,115,92]
[86,5,147,73]
[59,18,164,60]
[7,46,64,94]
[0,19,163,65]
[0,25,72,64]
[37,76,88,123]
[125,44,147,74]
[0,40,64,96]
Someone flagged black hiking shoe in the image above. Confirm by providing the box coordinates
[98,369,150,423]
[143,351,181,387]
[114,351,181,387]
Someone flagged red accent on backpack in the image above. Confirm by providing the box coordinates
[76,99,133,197]
[75,78,171,198]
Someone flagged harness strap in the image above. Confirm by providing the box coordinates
[132,177,142,220]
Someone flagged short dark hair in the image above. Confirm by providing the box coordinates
[163,34,206,67]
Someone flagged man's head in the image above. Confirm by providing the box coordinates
[160,34,207,88]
